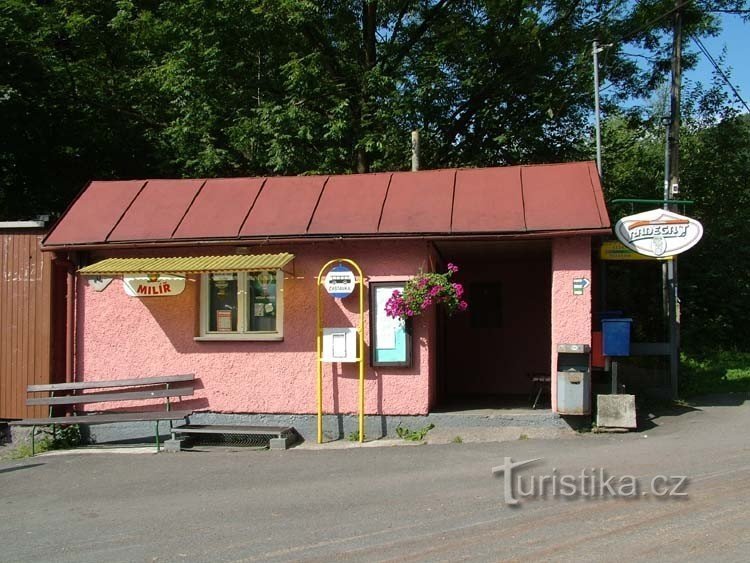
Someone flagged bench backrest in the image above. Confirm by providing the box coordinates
[26,374,195,407]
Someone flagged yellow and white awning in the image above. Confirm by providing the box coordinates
[78,253,295,276]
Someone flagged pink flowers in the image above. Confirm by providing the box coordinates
[385,263,468,321]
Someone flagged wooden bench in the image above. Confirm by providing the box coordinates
[10,374,196,455]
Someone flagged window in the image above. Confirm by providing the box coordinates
[198,270,284,340]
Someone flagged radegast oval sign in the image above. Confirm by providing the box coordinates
[614,209,703,258]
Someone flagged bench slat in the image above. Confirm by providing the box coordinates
[9,410,193,426]
[27,374,195,393]
[171,424,292,437]
[26,385,194,406]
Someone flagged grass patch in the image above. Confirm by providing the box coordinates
[395,423,435,442]
[681,351,750,397]
[4,425,83,460]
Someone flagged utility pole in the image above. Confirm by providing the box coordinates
[667,0,683,398]
[411,130,420,171]
[593,40,604,177]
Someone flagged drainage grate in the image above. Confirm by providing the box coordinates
[171,424,296,449]
[187,432,273,448]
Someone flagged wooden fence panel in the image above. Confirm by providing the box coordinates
[0,231,53,419]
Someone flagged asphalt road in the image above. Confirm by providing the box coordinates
[2,396,749,562]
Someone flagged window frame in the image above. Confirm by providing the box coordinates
[196,270,284,341]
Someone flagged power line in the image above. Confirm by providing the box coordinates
[619,0,695,43]
[692,36,750,112]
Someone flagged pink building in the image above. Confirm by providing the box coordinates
[42,163,610,439]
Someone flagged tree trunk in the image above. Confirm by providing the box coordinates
[355,1,378,174]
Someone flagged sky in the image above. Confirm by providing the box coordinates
[686,13,749,111]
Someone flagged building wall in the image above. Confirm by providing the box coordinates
[550,237,592,412]
[76,241,435,416]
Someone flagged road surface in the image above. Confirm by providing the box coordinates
[2,395,749,562]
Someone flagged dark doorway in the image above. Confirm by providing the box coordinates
[434,240,552,410]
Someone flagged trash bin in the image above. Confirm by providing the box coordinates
[601,318,633,357]
[556,344,591,415]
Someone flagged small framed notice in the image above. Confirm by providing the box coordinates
[369,281,412,368]
[216,310,233,332]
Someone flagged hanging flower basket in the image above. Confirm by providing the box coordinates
[385,263,468,321]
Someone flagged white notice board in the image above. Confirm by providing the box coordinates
[369,281,412,367]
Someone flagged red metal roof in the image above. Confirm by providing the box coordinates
[452,167,526,232]
[43,162,610,248]
[308,173,390,234]
[240,176,327,237]
[108,179,205,241]
[522,162,606,231]
[173,178,265,239]
[379,169,455,233]
[44,180,145,245]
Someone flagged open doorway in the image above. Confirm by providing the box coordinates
[434,240,552,410]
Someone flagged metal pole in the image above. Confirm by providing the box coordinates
[316,259,366,443]
[358,272,365,443]
[411,130,420,172]
[593,41,603,177]
[667,0,683,399]
[316,273,323,443]
[662,118,671,319]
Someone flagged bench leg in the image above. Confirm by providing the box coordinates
[31,425,36,457]
[533,386,543,409]
[155,421,160,453]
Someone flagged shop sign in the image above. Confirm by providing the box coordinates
[323,264,356,298]
[88,277,114,292]
[572,278,590,295]
[614,209,703,258]
[600,241,659,261]
[123,274,186,297]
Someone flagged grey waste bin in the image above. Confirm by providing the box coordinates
[556,344,591,415]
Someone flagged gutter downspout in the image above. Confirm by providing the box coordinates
[66,261,75,384]
[56,253,78,384]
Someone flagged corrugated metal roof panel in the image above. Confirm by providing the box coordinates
[78,253,295,275]
[108,179,205,242]
[44,180,145,245]
[522,163,607,231]
[240,176,327,236]
[43,162,610,247]
[452,167,526,232]
[173,178,265,239]
[307,173,390,234]
[378,169,454,233]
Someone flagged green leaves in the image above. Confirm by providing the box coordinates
[2,0,748,226]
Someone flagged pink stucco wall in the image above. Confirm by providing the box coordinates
[550,237,592,412]
[76,241,435,415]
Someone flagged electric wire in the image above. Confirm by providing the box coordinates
[691,35,750,112]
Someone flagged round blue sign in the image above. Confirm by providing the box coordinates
[324,264,356,298]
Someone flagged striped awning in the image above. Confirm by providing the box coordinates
[78,253,294,275]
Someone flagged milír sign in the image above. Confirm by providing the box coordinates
[614,209,703,258]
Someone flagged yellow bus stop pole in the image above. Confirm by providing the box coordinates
[316,271,323,444]
[316,258,365,444]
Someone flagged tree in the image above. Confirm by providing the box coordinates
[10,0,739,217]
